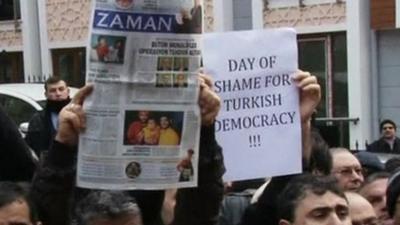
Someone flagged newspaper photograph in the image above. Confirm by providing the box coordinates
[77,0,202,190]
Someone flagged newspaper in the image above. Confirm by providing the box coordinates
[77,0,202,190]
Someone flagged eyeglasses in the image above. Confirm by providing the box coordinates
[333,167,362,177]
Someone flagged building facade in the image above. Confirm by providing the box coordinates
[0,0,399,149]
[233,0,400,150]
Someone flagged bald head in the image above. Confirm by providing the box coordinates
[345,192,377,225]
[330,148,364,191]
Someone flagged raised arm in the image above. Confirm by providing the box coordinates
[30,85,93,225]
[293,70,321,162]
[173,73,225,225]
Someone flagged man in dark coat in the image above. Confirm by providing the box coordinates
[368,119,400,154]
[25,77,71,157]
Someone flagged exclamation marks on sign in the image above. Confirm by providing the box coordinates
[249,135,261,148]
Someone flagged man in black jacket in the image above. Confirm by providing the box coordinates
[25,77,71,157]
[368,119,400,154]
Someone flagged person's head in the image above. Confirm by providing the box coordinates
[98,36,107,46]
[380,120,397,140]
[115,40,123,48]
[160,116,171,129]
[147,118,157,129]
[359,172,391,225]
[138,111,149,123]
[75,191,142,225]
[175,73,186,86]
[44,76,69,101]
[386,169,400,223]
[194,0,201,6]
[278,174,351,225]
[0,182,40,225]
[160,58,172,70]
[330,148,364,191]
[308,130,332,175]
[345,192,378,225]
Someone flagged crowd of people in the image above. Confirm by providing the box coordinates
[224,120,400,225]
[2,69,400,225]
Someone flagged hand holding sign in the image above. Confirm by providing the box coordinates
[294,70,321,124]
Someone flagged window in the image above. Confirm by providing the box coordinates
[0,51,24,83]
[0,94,37,125]
[0,0,20,21]
[298,32,349,147]
[52,48,86,88]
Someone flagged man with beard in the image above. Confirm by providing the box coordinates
[25,77,71,157]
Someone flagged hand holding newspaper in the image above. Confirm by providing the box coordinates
[77,0,204,190]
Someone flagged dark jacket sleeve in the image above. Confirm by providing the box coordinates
[30,141,77,225]
[366,140,379,152]
[240,175,295,225]
[173,125,225,225]
[0,106,37,181]
[25,112,48,156]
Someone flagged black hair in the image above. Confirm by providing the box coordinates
[147,117,157,123]
[361,172,390,188]
[44,76,66,91]
[0,181,39,223]
[277,174,346,223]
[75,191,141,225]
[380,119,397,131]
[308,130,332,175]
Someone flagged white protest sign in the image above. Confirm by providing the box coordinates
[203,28,302,181]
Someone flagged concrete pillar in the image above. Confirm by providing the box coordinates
[37,0,52,79]
[213,0,233,31]
[20,0,42,82]
[252,0,264,29]
[346,0,373,149]
[396,0,400,28]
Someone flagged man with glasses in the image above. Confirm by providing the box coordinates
[368,119,400,154]
[330,148,364,191]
